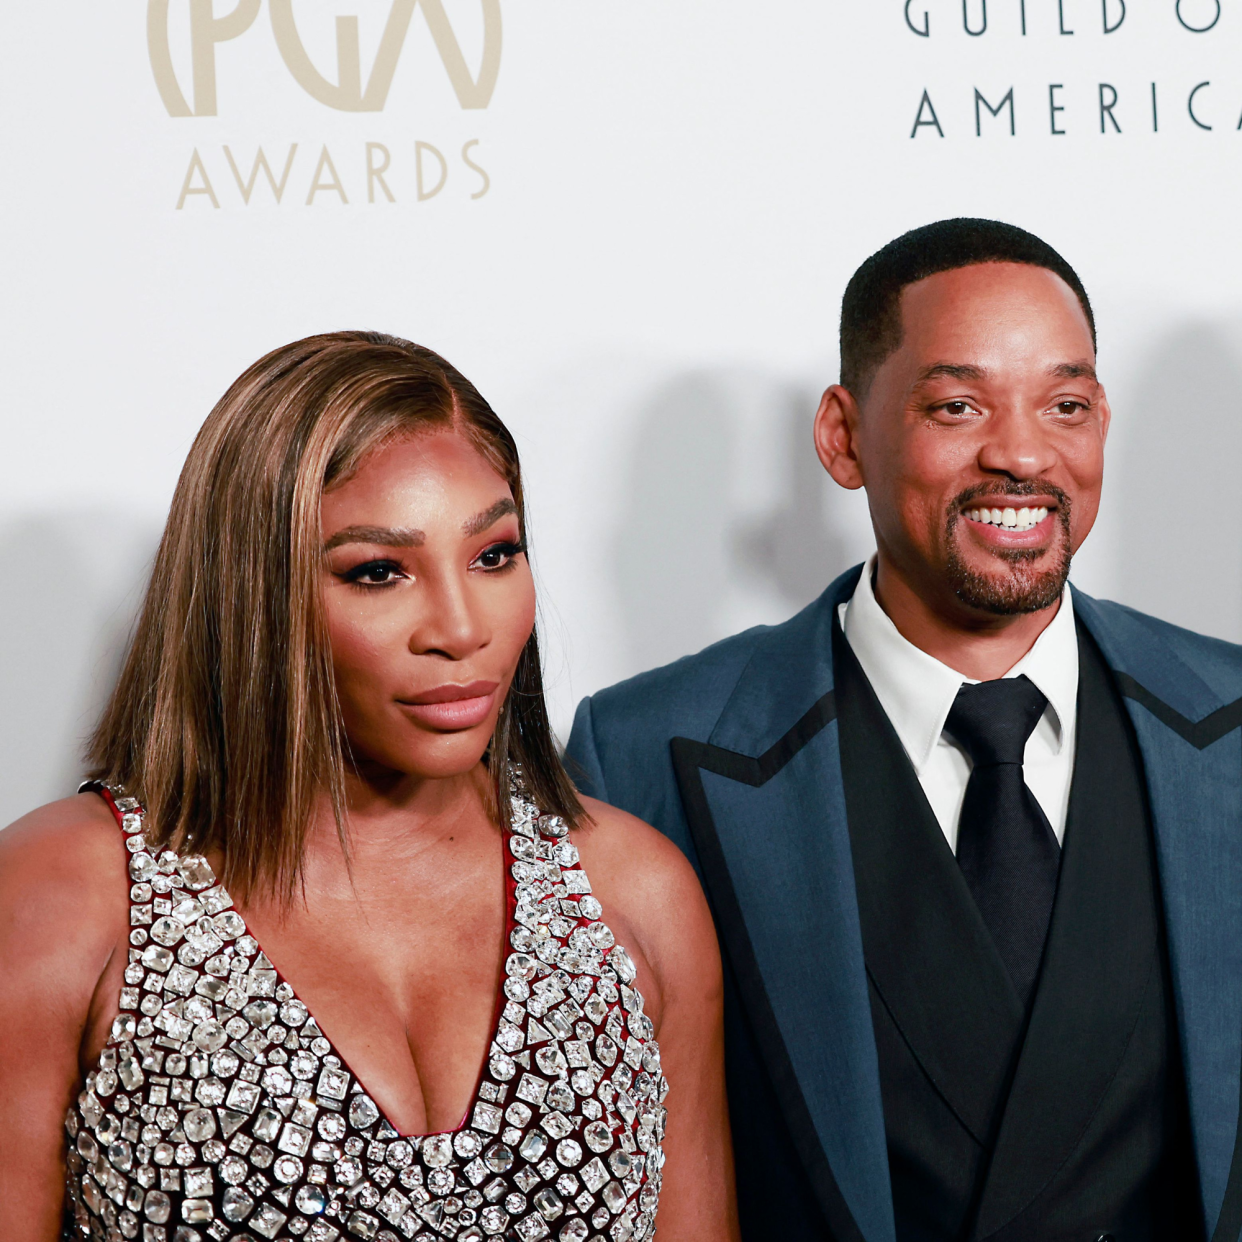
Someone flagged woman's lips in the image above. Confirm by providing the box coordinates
[398,681,499,730]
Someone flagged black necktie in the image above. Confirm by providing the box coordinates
[946,675,1061,1007]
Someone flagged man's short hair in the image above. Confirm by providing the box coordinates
[839,218,1096,396]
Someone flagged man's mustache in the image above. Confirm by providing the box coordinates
[947,481,1072,521]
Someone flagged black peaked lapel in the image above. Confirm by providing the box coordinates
[670,570,895,1242]
[972,623,1167,1237]
[834,620,1028,1150]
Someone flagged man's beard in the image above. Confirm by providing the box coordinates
[943,483,1073,615]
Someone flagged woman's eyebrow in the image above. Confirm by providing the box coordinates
[463,498,517,536]
[323,525,425,550]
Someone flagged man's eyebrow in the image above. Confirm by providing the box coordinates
[913,362,987,385]
[1050,361,1097,381]
[463,498,517,537]
[323,525,425,551]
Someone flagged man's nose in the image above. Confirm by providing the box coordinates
[976,408,1058,480]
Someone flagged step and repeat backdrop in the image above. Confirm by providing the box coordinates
[2,0,1241,824]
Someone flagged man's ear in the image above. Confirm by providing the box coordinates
[813,384,865,490]
[1097,385,1112,446]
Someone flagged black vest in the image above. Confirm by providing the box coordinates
[835,617,1202,1242]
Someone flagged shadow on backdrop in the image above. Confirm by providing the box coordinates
[1117,324,1242,643]
[611,373,849,678]
[735,385,849,612]
[0,512,157,827]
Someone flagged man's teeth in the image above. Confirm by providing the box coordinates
[966,505,1049,531]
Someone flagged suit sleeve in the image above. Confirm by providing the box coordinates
[564,696,609,802]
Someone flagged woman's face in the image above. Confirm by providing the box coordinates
[320,428,535,783]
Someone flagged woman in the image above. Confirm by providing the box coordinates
[0,333,738,1242]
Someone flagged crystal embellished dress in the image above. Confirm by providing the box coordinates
[63,781,667,1242]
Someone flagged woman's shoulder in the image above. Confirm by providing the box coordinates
[0,793,130,962]
[1,790,127,873]
[571,795,720,992]
[573,795,703,899]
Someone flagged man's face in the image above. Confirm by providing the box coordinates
[851,261,1108,618]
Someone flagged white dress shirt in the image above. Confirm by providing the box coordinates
[839,557,1079,852]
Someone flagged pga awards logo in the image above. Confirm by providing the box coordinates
[148,0,502,210]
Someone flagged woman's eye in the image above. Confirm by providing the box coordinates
[473,541,524,571]
[342,560,405,586]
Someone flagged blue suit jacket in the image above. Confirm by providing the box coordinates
[565,566,1242,1242]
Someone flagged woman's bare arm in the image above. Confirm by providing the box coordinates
[575,796,741,1242]
[0,794,130,1241]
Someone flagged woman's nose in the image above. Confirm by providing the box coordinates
[408,572,489,659]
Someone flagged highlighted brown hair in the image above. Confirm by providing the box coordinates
[88,331,582,900]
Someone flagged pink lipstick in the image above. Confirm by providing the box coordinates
[398,680,499,731]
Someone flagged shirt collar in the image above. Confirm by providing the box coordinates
[840,555,1078,774]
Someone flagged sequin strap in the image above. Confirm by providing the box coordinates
[79,778,144,837]
[81,779,160,950]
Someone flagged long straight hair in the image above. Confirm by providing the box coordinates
[88,331,583,901]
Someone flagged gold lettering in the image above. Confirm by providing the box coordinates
[148,0,192,116]
[461,139,489,199]
[269,0,501,113]
[224,145,298,204]
[366,144,396,203]
[306,146,349,205]
[148,0,260,118]
[417,0,502,110]
[190,0,261,115]
[416,141,448,200]
[176,149,221,208]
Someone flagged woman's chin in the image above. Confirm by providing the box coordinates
[349,733,494,786]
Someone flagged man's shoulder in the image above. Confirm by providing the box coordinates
[568,606,829,823]
[1075,589,1242,702]
[586,619,778,738]
[580,568,859,748]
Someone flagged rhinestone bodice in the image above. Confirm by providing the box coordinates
[63,783,667,1242]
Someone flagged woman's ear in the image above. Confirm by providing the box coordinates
[812,385,865,490]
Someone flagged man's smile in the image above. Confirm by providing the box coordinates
[949,487,1067,561]
[964,504,1050,533]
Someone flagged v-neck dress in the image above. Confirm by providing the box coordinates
[62,780,667,1242]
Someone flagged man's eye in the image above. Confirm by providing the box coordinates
[941,401,975,416]
[1056,400,1086,415]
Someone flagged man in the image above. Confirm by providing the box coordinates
[566,219,1242,1241]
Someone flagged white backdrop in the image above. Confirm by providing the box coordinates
[3,0,1242,826]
